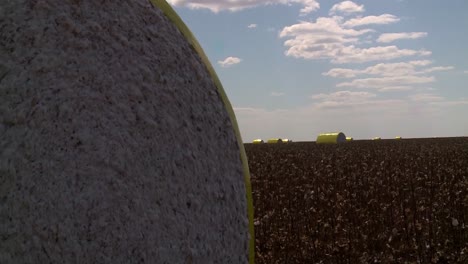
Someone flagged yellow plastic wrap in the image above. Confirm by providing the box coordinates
[267,138,283,143]
[149,1,255,262]
[316,132,346,144]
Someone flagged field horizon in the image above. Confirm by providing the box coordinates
[246,137,468,263]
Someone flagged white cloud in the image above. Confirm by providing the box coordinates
[218,56,242,67]
[310,91,461,110]
[343,14,400,27]
[378,86,413,91]
[167,0,319,14]
[377,32,428,43]
[336,76,435,91]
[324,61,452,79]
[297,0,320,14]
[331,46,431,64]
[329,1,365,15]
[323,68,360,78]
[311,90,376,101]
[324,61,453,92]
[247,23,257,29]
[280,17,430,64]
[421,66,454,73]
[362,61,424,76]
[424,87,437,91]
[279,17,370,38]
[324,60,434,78]
[410,60,433,66]
[409,93,444,102]
[311,91,402,109]
[429,99,468,106]
[270,91,285,96]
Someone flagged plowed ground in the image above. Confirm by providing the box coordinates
[245,138,468,263]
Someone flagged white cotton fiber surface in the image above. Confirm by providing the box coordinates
[0,0,249,263]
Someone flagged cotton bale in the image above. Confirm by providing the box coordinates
[395,136,402,140]
[346,137,354,142]
[267,138,283,143]
[282,138,292,143]
[252,139,264,144]
[0,1,254,263]
[316,132,347,144]
[373,137,382,140]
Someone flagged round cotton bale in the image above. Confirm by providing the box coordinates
[252,139,264,144]
[282,138,292,143]
[346,137,354,142]
[267,138,283,143]
[316,132,347,144]
[0,1,254,263]
[373,137,382,140]
[395,136,402,140]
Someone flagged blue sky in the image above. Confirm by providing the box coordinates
[168,0,468,141]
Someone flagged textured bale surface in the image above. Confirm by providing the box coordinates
[0,0,249,263]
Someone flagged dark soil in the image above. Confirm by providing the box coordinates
[245,137,468,263]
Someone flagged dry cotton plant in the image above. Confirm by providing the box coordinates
[246,138,468,263]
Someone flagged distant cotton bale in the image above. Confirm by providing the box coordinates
[283,138,292,143]
[346,137,353,142]
[316,132,346,144]
[267,138,283,143]
[373,137,382,140]
[252,139,264,144]
[395,136,402,140]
